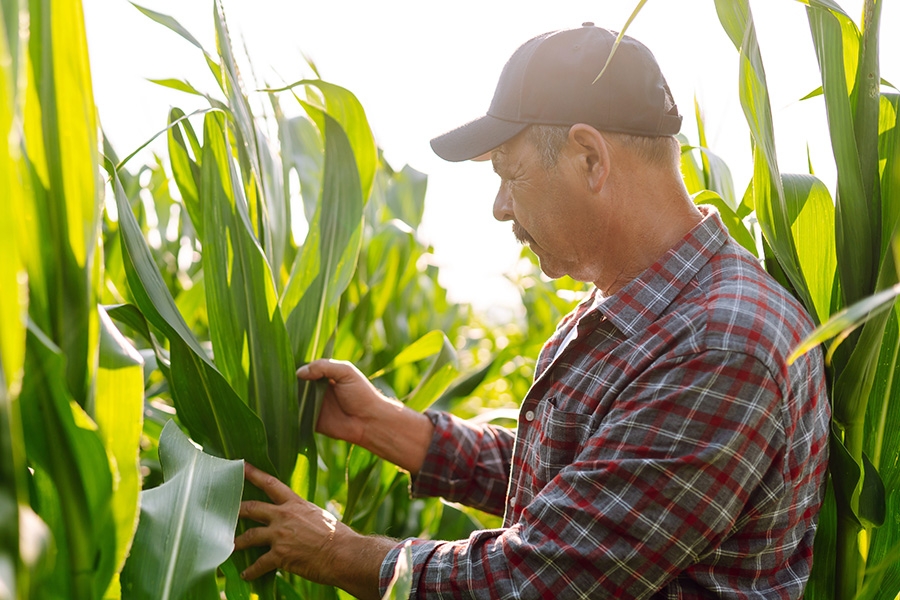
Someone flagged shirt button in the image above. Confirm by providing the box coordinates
[509,497,517,507]
[524,410,535,422]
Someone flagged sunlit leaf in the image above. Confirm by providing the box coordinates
[807,4,875,306]
[120,420,243,599]
[691,191,756,257]
[94,307,144,594]
[199,111,299,481]
[20,323,117,599]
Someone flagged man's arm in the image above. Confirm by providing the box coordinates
[374,350,811,599]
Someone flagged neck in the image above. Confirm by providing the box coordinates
[595,175,702,296]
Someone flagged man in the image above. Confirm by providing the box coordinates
[235,24,830,599]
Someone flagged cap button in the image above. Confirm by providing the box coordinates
[582,22,594,27]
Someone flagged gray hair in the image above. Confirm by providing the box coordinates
[526,124,680,171]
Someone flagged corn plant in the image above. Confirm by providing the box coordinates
[0,0,146,597]
[101,2,507,597]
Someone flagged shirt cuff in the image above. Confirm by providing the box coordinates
[409,410,483,500]
[378,537,443,598]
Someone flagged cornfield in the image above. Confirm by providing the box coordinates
[1,0,899,599]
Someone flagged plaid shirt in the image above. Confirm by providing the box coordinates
[379,209,830,599]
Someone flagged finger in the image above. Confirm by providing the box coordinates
[233,524,268,551]
[239,551,279,581]
[296,358,355,382]
[243,463,296,504]
[239,500,275,523]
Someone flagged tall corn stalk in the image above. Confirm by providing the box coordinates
[0,0,145,597]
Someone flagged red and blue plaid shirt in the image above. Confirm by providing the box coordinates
[379,209,830,599]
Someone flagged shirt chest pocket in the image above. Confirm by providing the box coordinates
[532,397,594,487]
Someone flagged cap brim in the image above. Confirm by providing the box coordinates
[430,115,529,162]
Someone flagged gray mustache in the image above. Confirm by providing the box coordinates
[512,221,534,245]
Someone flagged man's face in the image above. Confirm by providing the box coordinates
[490,131,611,283]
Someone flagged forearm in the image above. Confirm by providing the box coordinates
[361,397,434,475]
[326,530,397,600]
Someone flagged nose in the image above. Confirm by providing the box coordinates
[493,183,513,222]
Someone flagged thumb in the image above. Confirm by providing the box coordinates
[296,358,358,383]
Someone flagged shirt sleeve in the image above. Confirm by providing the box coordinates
[409,410,515,516]
[379,350,788,599]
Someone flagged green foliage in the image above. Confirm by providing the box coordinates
[120,421,244,599]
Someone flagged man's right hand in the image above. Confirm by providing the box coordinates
[297,358,434,475]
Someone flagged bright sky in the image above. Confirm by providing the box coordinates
[83,0,899,315]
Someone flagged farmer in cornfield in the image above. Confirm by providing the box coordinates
[235,24,831,599]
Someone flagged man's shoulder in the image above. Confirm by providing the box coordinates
[675,239,816,372]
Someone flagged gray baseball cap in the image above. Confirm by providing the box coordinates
[430,23,682,162]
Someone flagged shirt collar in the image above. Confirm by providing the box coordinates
[596,207,729,338]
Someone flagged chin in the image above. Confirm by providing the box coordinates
[536,259,566,280]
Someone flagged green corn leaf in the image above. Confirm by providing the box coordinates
[44,0,100,271]
[829,427,885,529]
[110,166,276,475]
[0,22,32,587]
[855,537,900,599]
[592,0,651,83]
[370,330,449,378]
[806,4,875,306]
[105,303,170,373]
[211,2,264,234]
[167,108,203,239]
[20,322,117,599]
[267,79,377,205]
[211,2,290,282]
[120,420,243,600]
[714,0,816,318]
[94,306,144,595]
[0,0,25,403]
[384,165,429,230]
[280,114,323,225]
[691,190,757,257]
[782,174,838,325]
[678,137,705,196]
[789,283,900,365]
[130,3,204,50]
[864,91,900,598]
[366,221,416,321]
[881,95,900,258]
[403,332,459,414]
[199,111,299,481]
[148,78,205,96]
[283,109,363,362]
[693,97,737,209]
[343,445,381,525]
[22,0,101,409]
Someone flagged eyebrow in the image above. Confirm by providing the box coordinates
[491,149,507,174]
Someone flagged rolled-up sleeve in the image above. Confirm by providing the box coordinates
[409,410,515,516]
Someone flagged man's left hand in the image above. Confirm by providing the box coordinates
[234,462,393,599]
[234,463,342,583]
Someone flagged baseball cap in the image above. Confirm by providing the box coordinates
[430,23,682,162]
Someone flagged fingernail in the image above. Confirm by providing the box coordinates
[296,365,309,376]
[240,571,248,580]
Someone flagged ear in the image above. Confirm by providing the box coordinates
[567,124,610,193]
